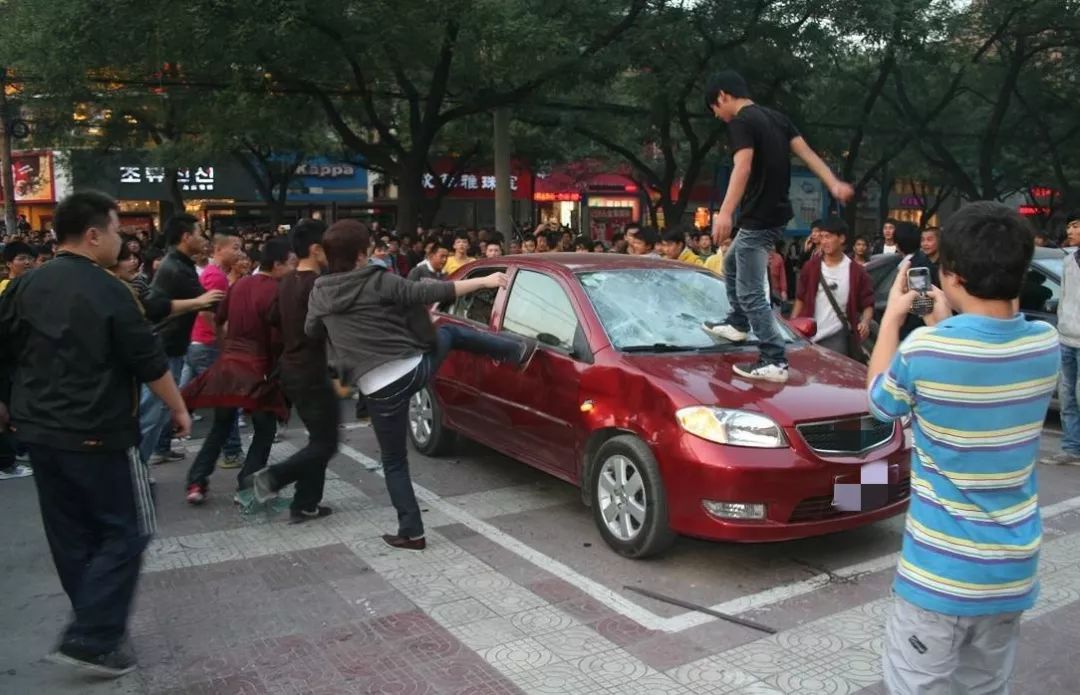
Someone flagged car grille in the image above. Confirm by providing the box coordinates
[796,416,896,456]
[788,477,911,523]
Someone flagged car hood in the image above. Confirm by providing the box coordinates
[621,344,871,425]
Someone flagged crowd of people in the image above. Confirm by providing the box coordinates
[0,66,1074,693]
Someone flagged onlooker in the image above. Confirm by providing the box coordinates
[1045,211,1080,466]
[703,70,854,382]
[509,239,523,255]
[485,241,503,258]
[611,230,629,254]
[535,233,551,253]
[629,226,661,257]
[851,235,870,265]
[658,226,704,265]
[407,241,450,281]
[33,242,54,267]
[920,226,940,265]
[0,191,190,676]
[444,234,475,275]
[695,231,715,259]
[872,218,899,255]
[521,237,537,254]
[790,217,874,357]
[0,241,35,295]
[868,201,1058,693]
[768,239,788,303]
[138,215,208,466]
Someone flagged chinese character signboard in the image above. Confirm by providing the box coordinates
[118,165,215,192]
[68,151,259,201]
[0,151,56,203]
[422,159,533,200]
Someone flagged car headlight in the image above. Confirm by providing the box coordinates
[676,407,788,448]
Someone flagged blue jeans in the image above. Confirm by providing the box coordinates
[366,324,525,538]
[1060,346,1080,455]
[181,343,242,458]
[723,227,787,363]
[138,356,185,465]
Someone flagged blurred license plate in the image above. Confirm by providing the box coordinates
[833,461,890,512]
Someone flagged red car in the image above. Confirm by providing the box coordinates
[409,253,911,558]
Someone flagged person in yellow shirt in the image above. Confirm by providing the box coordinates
[0,241,36,294]
[659,227,705,267]
[443,235,475,276]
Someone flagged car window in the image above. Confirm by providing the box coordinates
[503,270,580,350]
[1020,266,1059,313]
[445,267,503,325]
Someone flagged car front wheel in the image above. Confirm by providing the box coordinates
[590,435,674,558]
[408,385,456,456]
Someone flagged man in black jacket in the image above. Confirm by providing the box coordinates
[137,214,208,466]
[0,191,190,677]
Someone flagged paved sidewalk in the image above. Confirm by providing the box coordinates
[2,430,1080,694]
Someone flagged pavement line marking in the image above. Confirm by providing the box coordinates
[336,443,1080,633]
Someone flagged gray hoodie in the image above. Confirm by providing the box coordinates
[305,265,456,385]
[1059,250,1080,348]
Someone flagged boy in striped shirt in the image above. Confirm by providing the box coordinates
[867,202,1059,694]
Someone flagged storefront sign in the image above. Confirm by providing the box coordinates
[423,172,519,192]
[0,151,56,203]
[898,195,926,208]
[589,207,634,242]
[1019,205,1051,216]
[119,165,216,192]
[287,157,368,202]
[423,159,533,200]
[534,191,581,202]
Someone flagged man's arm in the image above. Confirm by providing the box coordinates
[790,136,854,202]
[713,148,752,245]
[790,266,809,318]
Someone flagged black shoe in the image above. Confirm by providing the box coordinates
[382,534,426,550]
[48,644,137,678]
[289,505,333,524]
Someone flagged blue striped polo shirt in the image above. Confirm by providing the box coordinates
[869,313,1059,616]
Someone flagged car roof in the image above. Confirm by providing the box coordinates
[867,246,1068,269]
[462,252,698,274]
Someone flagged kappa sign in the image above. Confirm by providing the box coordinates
[295,163,358,178]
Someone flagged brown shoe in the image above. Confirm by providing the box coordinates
[382,534,426,551]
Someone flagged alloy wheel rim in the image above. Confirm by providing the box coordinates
[596,454,647,541]
[408,389,433,445]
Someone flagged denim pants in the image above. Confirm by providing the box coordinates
[266,373,340,512]
[366,324,524,539]
[29,444,154,655]
[1060,346,1080,455]
[181,343,242,458]
[722,227,787,364]
[186,408,277,490]
[138,356,185,465]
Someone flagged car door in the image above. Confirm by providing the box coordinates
[431,265,505,436]
[476,269,590,480]
[1020,262,1061,327]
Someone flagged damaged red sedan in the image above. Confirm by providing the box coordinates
[408,254,910,558]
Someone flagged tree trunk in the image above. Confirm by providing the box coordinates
[165,168,186,214]
[396,157,425,236]
[0,68,18,237]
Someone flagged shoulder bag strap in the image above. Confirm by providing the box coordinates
[817,268,853,334]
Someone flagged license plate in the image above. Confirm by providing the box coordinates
[833,461,890,512]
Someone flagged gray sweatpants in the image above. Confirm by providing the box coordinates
[883,595,1022,694]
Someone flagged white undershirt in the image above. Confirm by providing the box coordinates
[358,355,423,396]
[882,243,897,255]
[813,255,851,342]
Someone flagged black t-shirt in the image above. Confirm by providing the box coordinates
[149,250,204,357]
[272,270,328,383]
[727,104,800,230]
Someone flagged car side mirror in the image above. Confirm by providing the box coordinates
[789,317,817,339]
[537,332,562,347]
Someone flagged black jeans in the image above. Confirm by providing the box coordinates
[366,324,524,538]
[28,444,154,655]
[266,374,340,512]
[187,408,277,490]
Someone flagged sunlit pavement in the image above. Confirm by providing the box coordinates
[2,404,1079,694]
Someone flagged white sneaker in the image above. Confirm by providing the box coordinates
[733,360,789,383]
[703,322,749,342]
[0,464,33,480]
[1040,452,1080,466]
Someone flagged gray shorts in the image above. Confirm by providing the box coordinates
[883,595,1022,694]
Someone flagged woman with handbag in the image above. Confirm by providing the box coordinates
[305,220,535,550]
[790,217,875,361]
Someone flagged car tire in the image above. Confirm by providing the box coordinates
[408,385,456,456]
[589,435,675,558]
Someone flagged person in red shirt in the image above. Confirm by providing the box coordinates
[182,238,297,505]
[768,240,788,303]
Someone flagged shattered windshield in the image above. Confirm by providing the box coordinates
[578,269,796,351]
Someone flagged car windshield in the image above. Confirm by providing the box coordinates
[578,269,797,351]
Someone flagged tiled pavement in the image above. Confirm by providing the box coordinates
[3,427,1080,694]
